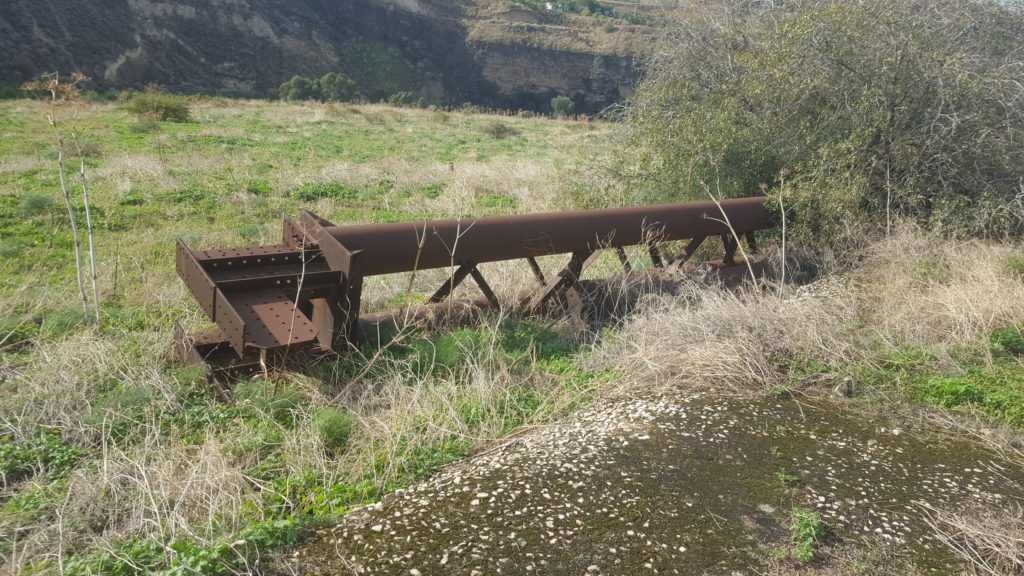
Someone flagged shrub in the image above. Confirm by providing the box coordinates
[622,0,1024,246]
[386,91,416,106]
[481,120,519,139]
[782,507,826,562]
[550,95,575,117]
[124,92,191,122]
[279,75,320,101]
[280,73,361,102]
[319,72,359,102]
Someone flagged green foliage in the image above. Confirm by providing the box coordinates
[0,432,84,484]
[314,408,356,454]
[0,317,40,348]
[915,367,1024,427]
[391,439,469,486]
[776,469,800,486]
[64,537,165,576]
[991,327,1024,358]
[128,118,162,134]
[0,83,24,99]
[386,91,418,107]
[289,181,358,201]
[319,72,359,102]
[1006,256,1024,280]
[279,75,320,102]
[279,72,361,102]
[550,95,575,117]
[83,384,157,441]
[623,0,1024,246]
[63,519,299,576]
[776,507,826,562]
[124,92,192,122]
[481,120,520,140]
[237,224,262,243]
[244,179,272,196]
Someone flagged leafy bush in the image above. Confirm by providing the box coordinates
[622,0,1024,246]
[550,95,575,117]
[279,72,361,102]
[279,75,320,101]
[319,72,359,102]
[124,92,191,122]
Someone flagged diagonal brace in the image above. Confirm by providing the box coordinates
[528,250,598,312]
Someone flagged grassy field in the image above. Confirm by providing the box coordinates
[2,95,1024,575]
[0,97,620,574]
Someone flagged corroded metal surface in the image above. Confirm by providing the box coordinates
[175,197,773,379]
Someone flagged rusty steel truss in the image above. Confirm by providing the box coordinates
[174,197,772,377]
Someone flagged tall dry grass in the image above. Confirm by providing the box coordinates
[592,226,1024,395]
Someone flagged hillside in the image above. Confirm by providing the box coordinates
[0,0,670,112]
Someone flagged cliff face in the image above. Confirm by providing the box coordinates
[0,0,661,112]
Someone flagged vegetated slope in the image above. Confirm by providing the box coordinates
[0,0,668,112]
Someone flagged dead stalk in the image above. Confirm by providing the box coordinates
[701,179,757,285]
[71,129,101,322]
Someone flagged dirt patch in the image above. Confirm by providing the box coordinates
[274,394,1024,575]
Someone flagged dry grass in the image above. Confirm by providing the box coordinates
[853,229,1024,349]
[594,227,1024,396]
[919,502,1024,576]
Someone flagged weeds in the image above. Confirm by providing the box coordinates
[775,507,826,562]
[0,432,84,486]
[775,469,800,487]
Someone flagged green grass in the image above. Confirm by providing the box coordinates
[0,97,614,574]
[841,327,1024,428]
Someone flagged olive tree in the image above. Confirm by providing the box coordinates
[619,0,1024,245]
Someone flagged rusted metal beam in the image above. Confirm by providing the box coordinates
[469,267,500,307]
[323,197,770,277]
[648,244,664,268]
[526,257,547,286]
[616,246,632,273]
[428,264,475,303]
[528,249,599,312]
[671,236,706,267]
[175,196,773,380]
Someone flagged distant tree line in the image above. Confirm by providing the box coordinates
[279,72,578,118]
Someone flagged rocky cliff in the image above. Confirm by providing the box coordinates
[0,0,666,112]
